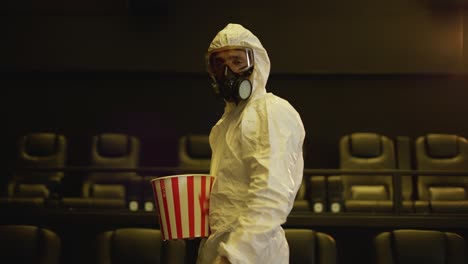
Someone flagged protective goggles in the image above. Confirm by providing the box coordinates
[206,46,254,78]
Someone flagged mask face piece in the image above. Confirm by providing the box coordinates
[212,66,252,104]
[206,46,254,104]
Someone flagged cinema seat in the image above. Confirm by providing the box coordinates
[285,229,336,264]
[414,134,468,213]
[292,179,311,212]
[95,228,185,264]
[62,133,141,210]
[178,134,211,169]
[328,132,413,213]
[140,134,211,212]
[375,229,466,264]
[1,133,66,208]
[0,225,61,264]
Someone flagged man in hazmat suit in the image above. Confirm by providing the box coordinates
[197,23,306,264]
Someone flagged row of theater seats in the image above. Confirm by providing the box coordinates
[182,132,468,214]
[0,225,465,264]
[3,132,468,214]
[301,132,468,214]
[1,133,147,210]
[1,133,213,211]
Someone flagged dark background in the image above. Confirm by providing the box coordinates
[3,0,468,172]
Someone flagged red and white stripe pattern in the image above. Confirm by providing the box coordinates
[151,174,215,240]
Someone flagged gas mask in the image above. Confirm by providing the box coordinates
[206,46,255,104]
[212,66,253,104]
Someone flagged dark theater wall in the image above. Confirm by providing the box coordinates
[3,72,468,171]
[1,0,467,73]
[2,0,468,171]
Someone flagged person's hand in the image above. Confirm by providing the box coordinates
[219,256,230,264]
[213,255,230,264]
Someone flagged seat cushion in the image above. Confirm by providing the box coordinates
[25,133,58,157]
[97,134,130,157]
[92,184,126,199]
[285,229,316,264]
[349,133,382,158]
[292,200,310,212]
[0,225,60,264]
[16,184,50,198]
[62,197,126,209]
[375,230,466,264]
[429,187,466,201]
[186,135,211,159]
[425,134,459,159]
[351,185,388,200]
[345,200,393,212]
[96,228,185,264]
[393,230,447,264]
[430,200,468,213]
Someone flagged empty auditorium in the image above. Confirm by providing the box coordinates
[2,0,468,263]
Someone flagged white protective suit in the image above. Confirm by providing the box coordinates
[197,23,306,264]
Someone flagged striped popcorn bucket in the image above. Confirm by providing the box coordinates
[151,174,215,240]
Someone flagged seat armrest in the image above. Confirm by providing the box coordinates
[328,175,344,213]
[309,176,326,213]
[141,176,157,212]
[47,178,62,199]
[127,177,143,211]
